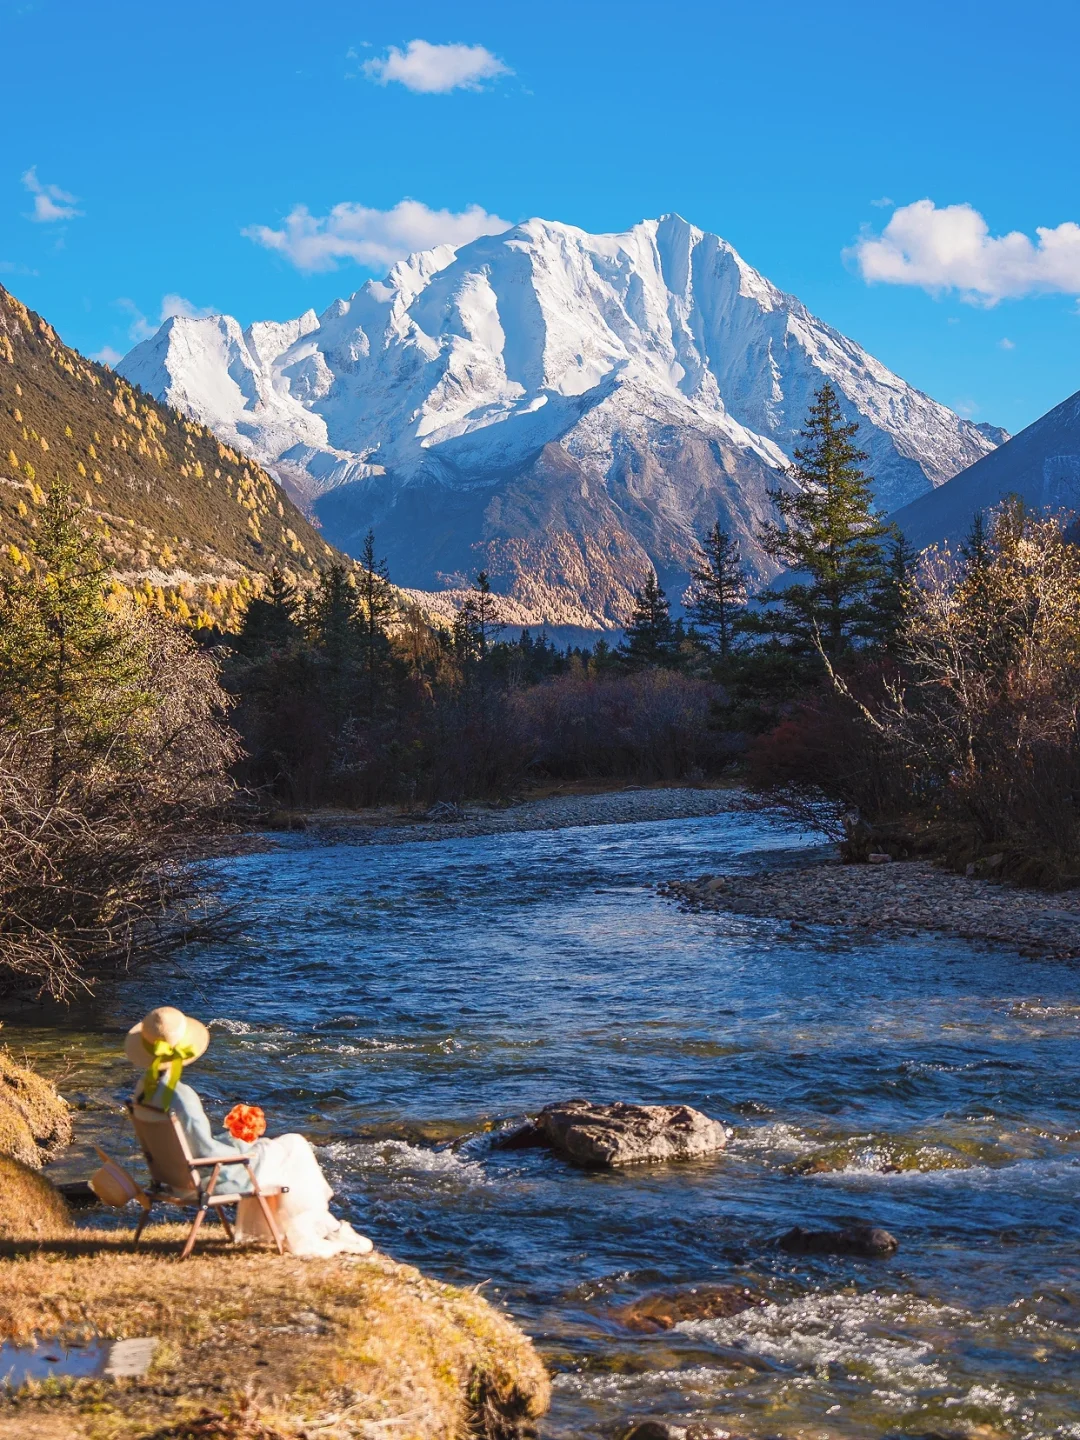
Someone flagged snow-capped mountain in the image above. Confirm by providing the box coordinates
[120,214,1000,626]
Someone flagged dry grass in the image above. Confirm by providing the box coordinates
[0,1047,72,1168]
[0,1224,550,1440]
[0,1154,72,1240]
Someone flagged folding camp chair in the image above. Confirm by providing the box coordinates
[127,1100,288,1261]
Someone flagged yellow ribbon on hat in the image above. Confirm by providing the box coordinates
[139,1037,196,1110]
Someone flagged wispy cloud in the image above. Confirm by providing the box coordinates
[851,199,1080,304]
[92,345,123,367]
[998,337,1016,350]
[22,166,82,223]
[244,197,511,273]
[362,39,510,93]
[870,196,894,209]
[117,294,215,343]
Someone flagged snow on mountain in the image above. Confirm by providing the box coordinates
[120,214,1000,627]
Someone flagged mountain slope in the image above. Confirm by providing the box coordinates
[894,388,1080,552]
[120,214,1000,626]
[0,285,334,627]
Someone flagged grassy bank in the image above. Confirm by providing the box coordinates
[0,1224,550,1440]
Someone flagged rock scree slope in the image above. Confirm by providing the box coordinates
[120,214,1000,627]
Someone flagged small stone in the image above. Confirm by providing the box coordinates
[868,853,891,864]
[778,1224,899,1258]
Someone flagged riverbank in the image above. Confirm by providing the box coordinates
[282,784,737,846]
[663,857,1080,957]
[0,1226,549,1440]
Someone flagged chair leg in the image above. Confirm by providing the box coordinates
[254,1192,285,1255]
[217,1206,235,1242]
[133,1204,152,1247]
[180,1205,209,1261]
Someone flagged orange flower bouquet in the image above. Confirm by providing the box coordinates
[224,1104,266,1143]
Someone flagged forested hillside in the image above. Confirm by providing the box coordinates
[0,285,334,628]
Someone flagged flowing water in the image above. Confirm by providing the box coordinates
[6,806,1080,1438]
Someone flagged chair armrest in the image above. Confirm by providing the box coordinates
[189,1155,252,1169]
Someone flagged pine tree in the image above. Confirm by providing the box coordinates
[869,530,917,655]
[356,530,396,714]
[309,563,358,663]
[747,383,891,662]
[620,570,677,668]
[0,477,151,796]
[688,521,747,659]
[237,568,298,655]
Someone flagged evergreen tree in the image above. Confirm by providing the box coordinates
[746,383,891,662]
[237,568,299,655]
[0,477,151,797]
[620,570,678,668]
[356,530,396,714]
[870,530,917,655]
[309,563,359,663]
[688,521,747,660]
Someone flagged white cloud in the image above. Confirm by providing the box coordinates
[92,345,123,367]
[998,337,1016,350]
[160,293,215,322]
[244,197,511,273]
[870,196,894,209]
[362,39,510,93]
[117,294,215,342]
[851,199,1080,304]
[22,166,81,223]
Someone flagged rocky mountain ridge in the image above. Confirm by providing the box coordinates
[120,215,1003,627]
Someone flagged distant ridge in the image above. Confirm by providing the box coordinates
[120,214,1000,627]
[894,388,1080,552]
[0,285,334,629]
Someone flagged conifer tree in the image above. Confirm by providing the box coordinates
[0,477,151,797]
[869,530,917,655]
[309,563,358,664]
[620,570,677,668]
[688,521,747,659]
[237,568,298,654]
[747,383,891,662]
[356,530,396,714]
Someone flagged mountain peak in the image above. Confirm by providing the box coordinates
[119,216,1001,627]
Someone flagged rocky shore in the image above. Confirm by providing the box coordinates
[285,786,736,846]
[663,858,1080,958]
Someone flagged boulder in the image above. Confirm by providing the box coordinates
[778,1224,899,1258]
[611,1284,758,1333]
[534,1099,728,1168]
[0,1047,72,1169]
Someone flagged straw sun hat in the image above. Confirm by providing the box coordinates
[88,1145,151,1210]
[124,1006,210,1069]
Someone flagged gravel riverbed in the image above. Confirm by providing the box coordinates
[662,858,1080,958]
[298,786,736,845]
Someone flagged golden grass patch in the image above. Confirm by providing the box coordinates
[0,1224,549,1440]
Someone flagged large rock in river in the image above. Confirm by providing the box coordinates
[534,1099,728,1168]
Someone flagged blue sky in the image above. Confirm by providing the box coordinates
[2,0,1077,435]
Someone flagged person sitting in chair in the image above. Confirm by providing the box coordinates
[126,1005,373,1258]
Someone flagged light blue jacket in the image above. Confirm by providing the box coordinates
[140,1079,257,1195]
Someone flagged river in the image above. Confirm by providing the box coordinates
[7,806,1080,1438]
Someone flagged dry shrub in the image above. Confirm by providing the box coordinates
[0,609,240,999]
[514,668,733,781]
[750,504,1080,884]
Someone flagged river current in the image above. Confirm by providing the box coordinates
[8,807,1080,1438]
